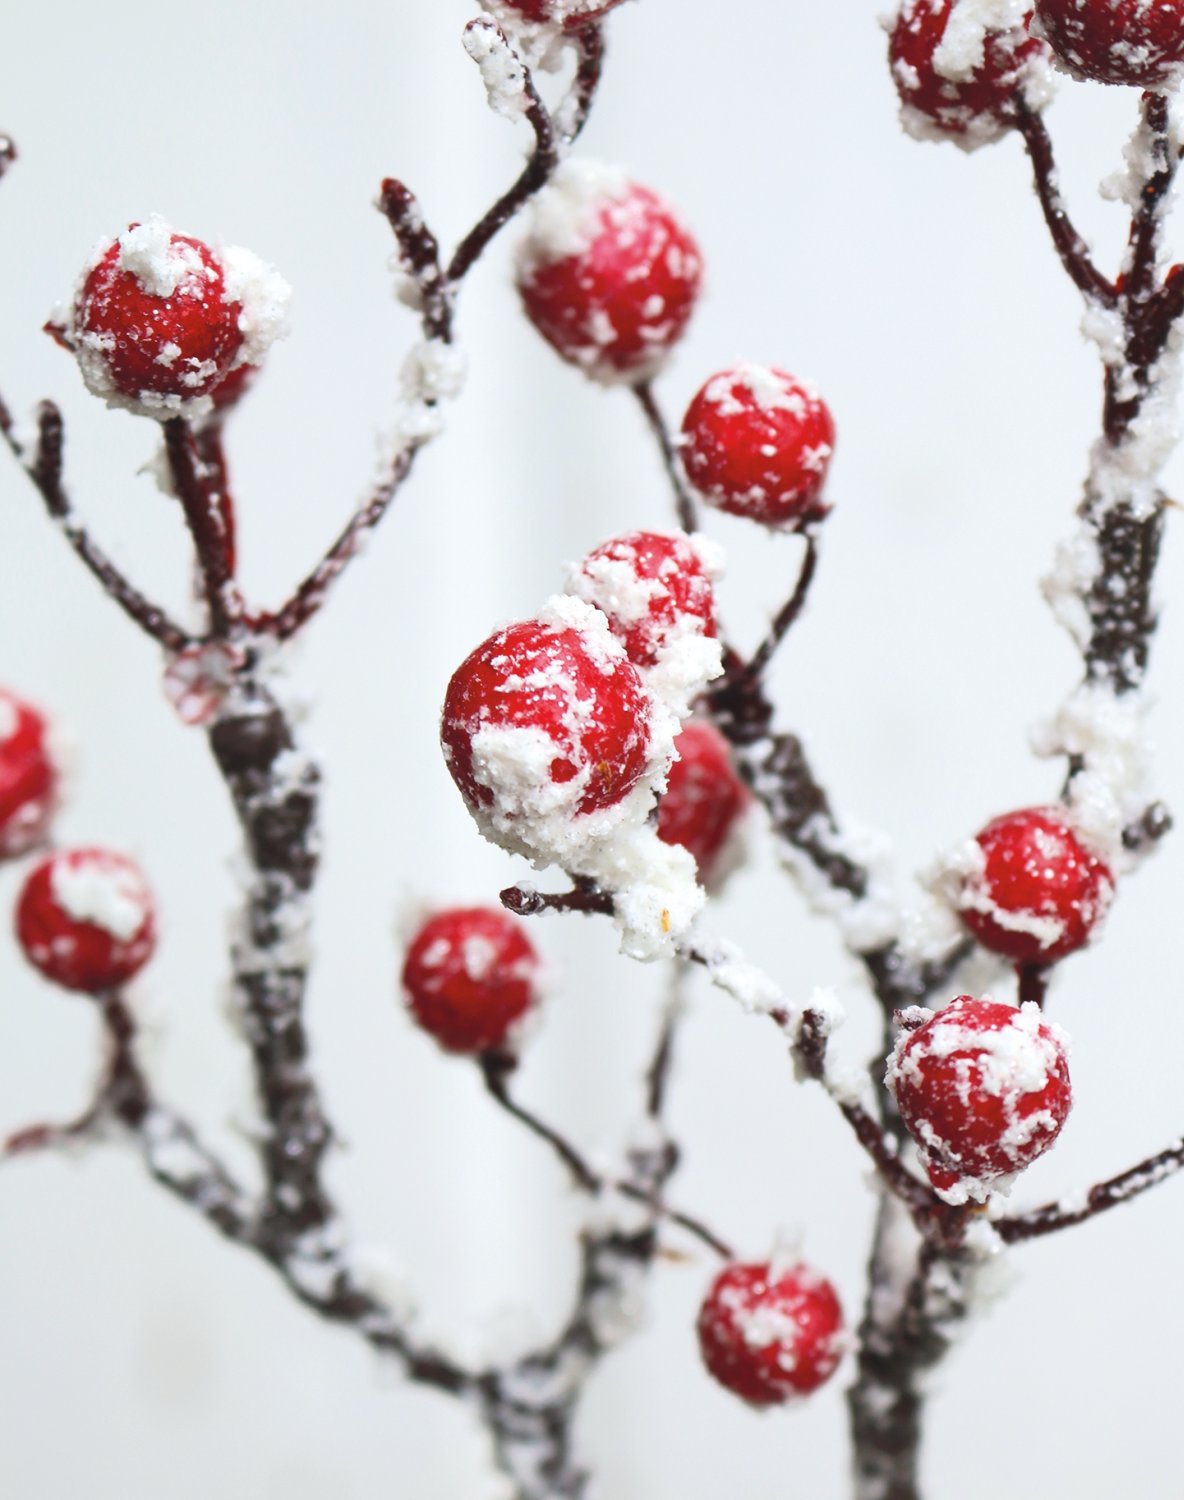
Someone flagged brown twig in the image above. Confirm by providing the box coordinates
[163,417,242,636]
[996,1136,1184,1243]
[633,380,698,533]
[744,532,819,681]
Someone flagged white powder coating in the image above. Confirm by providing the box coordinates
[118,217,209,298]
[221,243,291,370]
[515,157,632,268]
[463,19,530,120]
[930,832,1071,951]
[701,362,816,420]
[50,852,152,941]
[932,0,1029,80]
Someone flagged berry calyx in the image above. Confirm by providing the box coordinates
[401,907,541,1054]
[68,218,289,417]
[680,364,835,528]
[0,689,58,860]
[889,1,1052,148]
[16,848,156,994]
[697,1260,844,1407]
[952,806,1113,965]
[567,530,718,668]
[658,721,749,884]
[1031,0,1184,87]
[441,599,654,830]
[886,995,1072,1204]
[516,160,702,384]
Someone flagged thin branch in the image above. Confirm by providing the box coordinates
[558,23,606,144]
[500,879,614,918]
[633,379,697,533]
[1124,92,1175,308]
[1016,962,1049,1009]
[162,417,242,636]
[480,1051,601,1192]
[996,1136,1184,1243]
[744,532,819,681]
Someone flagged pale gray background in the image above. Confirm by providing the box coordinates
[1,3,1182,1497]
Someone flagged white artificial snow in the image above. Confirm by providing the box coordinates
[51,854,149,941]
[932,0,1026,81]
[463,19,530,120]
[221,243,292,369]
[118,216,208,298]
[515,157,631,268]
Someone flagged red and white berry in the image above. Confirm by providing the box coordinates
[658,721,750,885]
[949,806,1113,965]
[1031,0,1184,87]
[889,1,1053,149]
[887,995,1072,1204]
[402,906,540,1055]
[516,160,702,383]
[67,216,288,417]
[567,530,720,668]
[697,1260,845,1407]
[492,0,628,25]
[0,689,58,860]
[680,364,835,528]
[16,847,156,994]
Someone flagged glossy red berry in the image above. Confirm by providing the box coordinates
[0,689,58,860]
[887,996,1072,1203]
[1031,0,1184,86]
[568,531,718,667]
[516,162,702,383]
[697,1260,844,1407]
[680,364,835,528]
[658,721,749,883]
[16,848,156,994]
[402,907,540,1054]
[953,807,1113,965]
[441,606,653,824]
[889,1,1052,146]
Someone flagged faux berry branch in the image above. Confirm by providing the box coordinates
[3,3,1184,1498]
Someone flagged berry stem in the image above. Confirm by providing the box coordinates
[744,532,819,681]
[163,417,243,636]
[996,1134,1184,1243]
[1016,961,1049,1008]
[480,1050,602,1191]
[559,23,606,144]
[633,379,698,533]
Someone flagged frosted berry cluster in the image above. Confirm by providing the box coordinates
[0,689,57,860]
[63,216,289,418]
[888,0,1054,150]
[402,906,540,1055]
[516,160,702,383]
[945,806,1113,966]
[16,847,156,994]
[1031,0,1184,87]
[680,363,835,529]
[696,1259,845,1407]
[887,995,1072,1204]
[442,533,724,958]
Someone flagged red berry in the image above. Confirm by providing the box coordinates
[568,530,718,667]
[16,848,156,994]
[1031,0,1184,86]
[516,162,702,383]
[441,606,653,825]
[658,721,749,883]
[73,223,244,406]
[207,360,257,413]
[697,1260,844,1407]
[499,0,628,23]
[887,995,1072,1203]
[0,689,57,860]
[680,364,835,528]
[953,807,1113,965]
[889,1,1051,145]
[402,907,540,1054]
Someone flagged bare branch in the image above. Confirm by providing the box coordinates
[996,1137,1184,1244]
[633,379,698,533]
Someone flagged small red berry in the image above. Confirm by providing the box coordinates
[0,689,58,860]
[697,1260,844,1407]
[568,530,718,668]
[441,604,653,827]
[516,161,702,383]
[953,807,1113,965]
[887,995,1072,1203]
[658,721,749,883]
[889,1,1052,146]
[68,218,288,416]
[498,0,628,24]
[680,364,835,528]
[16,848,156,994]
[402,907,540,1054]
[1031,0,1184,87]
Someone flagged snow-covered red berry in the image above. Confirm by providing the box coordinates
[442,599,654,835]
[68,217,288,417]
[1031,0,1184,86]
[567,531,718,667]
[952,807,1113,965]
[516,160,702,383]
[658,721,749,883]
[402,907,540,1054]
[680,364,835,528]
[889,1,1053,148]
[0,689,58,860]
[498,0,626,22]
[697,1260,844,1407]
[16,848,156,994]
[887,995,1071,1204]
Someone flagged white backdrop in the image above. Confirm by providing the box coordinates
[1,4,1183,1497]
